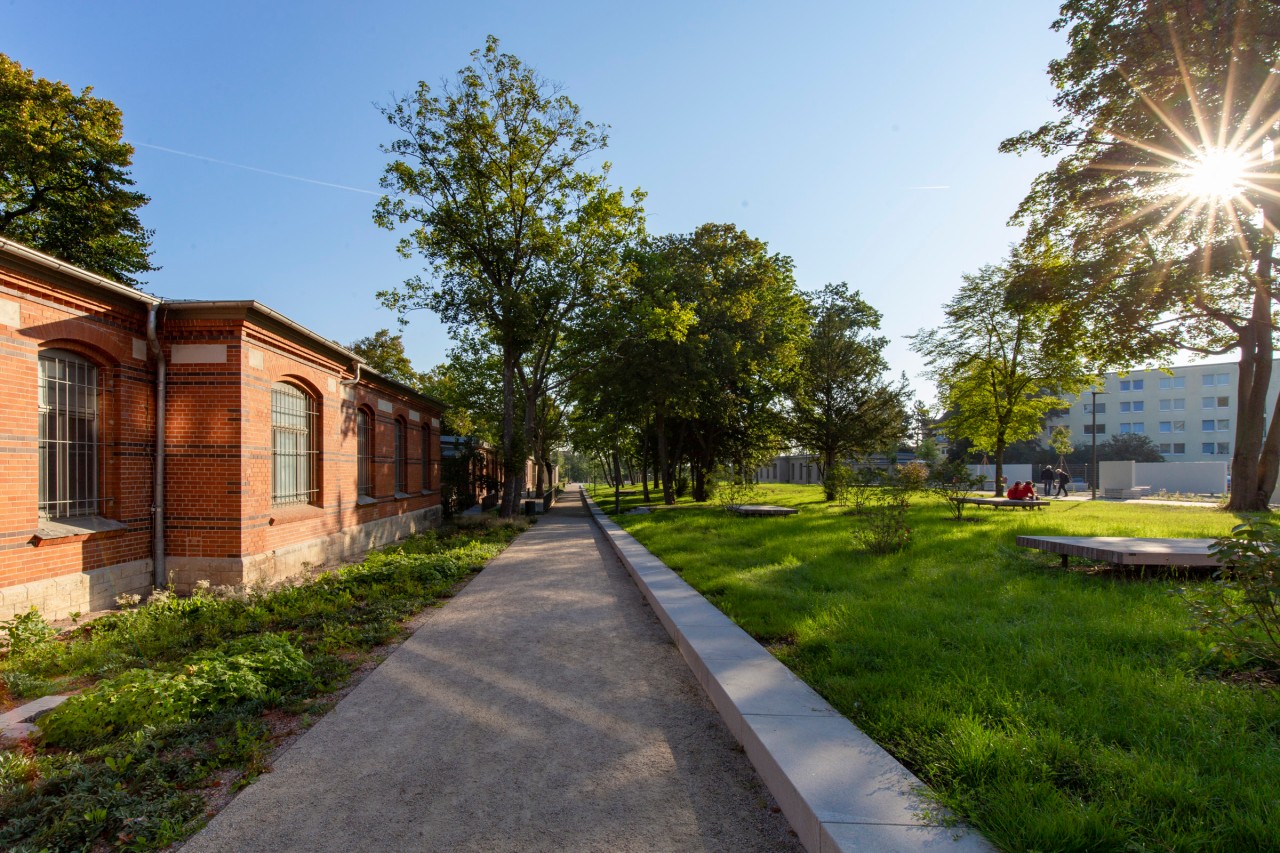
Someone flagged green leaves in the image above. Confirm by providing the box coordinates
[0,54,154,284]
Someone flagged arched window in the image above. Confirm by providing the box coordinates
[272,382,318,505]
[38,349,99,519]
[356,408,373,497]
[394,418,408,494]
[421,423,431,491]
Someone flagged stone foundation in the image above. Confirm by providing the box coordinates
[0,559,154,621]
[167,506,444,593]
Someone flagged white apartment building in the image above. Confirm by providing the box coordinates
[1045,359,1280,462]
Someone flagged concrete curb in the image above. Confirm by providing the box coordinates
[580,488,995,853]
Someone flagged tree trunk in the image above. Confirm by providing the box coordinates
[656,407,674,505]
[640,428,651,503]
[993,439,1006,497]
[1228,225,1275,511]
[499,348,521,518]
[823,447,838,501]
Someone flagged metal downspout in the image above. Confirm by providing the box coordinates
[147,305,167,589]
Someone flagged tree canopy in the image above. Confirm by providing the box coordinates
[374,37,643,516]
[348,329,427,389]
[569,224,807,504]
[911,254,1093,495]
[0,54,154,285]
[1001,0,1280,508]
[787,283,907,500]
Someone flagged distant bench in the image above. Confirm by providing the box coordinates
[959,497,1051,510]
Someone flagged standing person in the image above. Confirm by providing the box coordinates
[1040,464,1055,498]
[1055,468,1070,497]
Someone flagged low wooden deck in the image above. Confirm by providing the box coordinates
[728,504,798,517]
[1016,535,1221,568]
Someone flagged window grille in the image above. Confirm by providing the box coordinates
[38,350,99,519]
[357,409,373,497]
[272,383,318,505]
[421,424,431,490]
[395,419,407,494]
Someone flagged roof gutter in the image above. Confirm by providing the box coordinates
[0,238,161,305]
[146,304,167,589]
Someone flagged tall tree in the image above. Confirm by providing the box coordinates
[375,37,643,517]
[1001,1,1280,509]
[787,283,908,500]
[910,257,1093,495]
[0,54,155,285]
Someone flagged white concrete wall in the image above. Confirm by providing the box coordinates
[1134,462,1228,495]
[1100,461,1136,490]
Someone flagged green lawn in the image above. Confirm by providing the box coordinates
[594,484,1280,852]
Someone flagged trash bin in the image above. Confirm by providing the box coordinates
[523,499,537,516]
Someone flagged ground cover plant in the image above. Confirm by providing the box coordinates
[592,483,1280,851]
[0,519,524,851]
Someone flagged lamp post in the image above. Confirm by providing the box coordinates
[1090,389,1107,500]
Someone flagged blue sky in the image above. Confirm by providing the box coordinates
[11,1,1082,400]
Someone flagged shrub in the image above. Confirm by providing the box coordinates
[1186,521,1280,670]
[925,460,987,521]
[852,486,913,553]
[2,607,57,655]
[39,633,311,747]
[711,465,761,512]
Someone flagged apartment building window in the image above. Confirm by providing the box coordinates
[1119,401,1146,413]
[1119,423,1145,434]
[1201,419,1231,433]
[1119,379,1144,391]
[271,382,318,506]
[1159,443,1186,455]
[1202,396,1229,409]
[1083,402,1106,414]
[1202,442,1232,455]
[1159,376,1185,390]
[1083,423,1106,435]
[1201,372,1231,387]
[1158,421,1186,433]
[1159,398,1185,411]
[38,349,99,519]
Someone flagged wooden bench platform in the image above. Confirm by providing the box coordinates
[1016,535,1221,568]
[959,497,1051,510]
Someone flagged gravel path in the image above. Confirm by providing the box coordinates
[181,501,802,852]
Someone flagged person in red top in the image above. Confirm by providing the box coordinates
[1007,481,1026,499]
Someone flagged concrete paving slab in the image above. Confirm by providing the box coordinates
[182,502,800,853]
[582,489,996,853]
[697,656,842,719]
[677,622,776,662]
[820,821,994,853]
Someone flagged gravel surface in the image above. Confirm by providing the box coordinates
[181,502,802,852]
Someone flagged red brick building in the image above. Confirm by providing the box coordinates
[0,238,444,619]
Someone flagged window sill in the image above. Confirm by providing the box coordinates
[394,491,413,501]
[420,489,436,496]
[33,516,128,545]
[356,495,378,507]
[268,504,324,525]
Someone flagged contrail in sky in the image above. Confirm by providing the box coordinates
[134,142,381,196]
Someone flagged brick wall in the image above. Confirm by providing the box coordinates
[0,249,445,618]
[0,255,156,617]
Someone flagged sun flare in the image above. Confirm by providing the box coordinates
[1177,148,1250,201]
